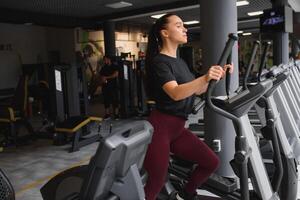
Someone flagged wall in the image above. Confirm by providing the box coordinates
[45,27,75,64]
[0,23,75,64]
[0,23,75,89]
[0,23,47,64]
[0,52,22,89]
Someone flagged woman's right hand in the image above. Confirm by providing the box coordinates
[205,65,225,82]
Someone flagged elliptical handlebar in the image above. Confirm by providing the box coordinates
[206,33,238,122]
[243,41,260,90]
[192,33,237,115]
[258,41,271,82]
[225,53,232,97]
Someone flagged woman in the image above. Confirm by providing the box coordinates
[143,13,233,200]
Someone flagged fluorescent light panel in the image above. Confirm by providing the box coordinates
[184,20,199,25]
[242,32,252,36]
[151,14,166,19]
[237,30,244,34]
[247,11,263,16]
[236,1,249,6]
[105,1,133,9]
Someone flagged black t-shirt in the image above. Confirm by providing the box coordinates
[151,53,195,119]
[100,63,119,88]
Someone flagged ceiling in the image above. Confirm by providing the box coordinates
[0,0,286,33]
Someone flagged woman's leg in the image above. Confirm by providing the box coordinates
[144,111,185,200]
[143,128,171,199]
[170,128,220,194]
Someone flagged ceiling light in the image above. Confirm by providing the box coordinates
[236,1,249,6]
[247,11,263,16]
[105,1,133,9]
[237,30,244,34]
[242,32,252,36]
[151,14,166,19]
[184,20,199,25]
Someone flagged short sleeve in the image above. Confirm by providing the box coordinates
[152,61,175,87]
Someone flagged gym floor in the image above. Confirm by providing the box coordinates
[0,103,299,200]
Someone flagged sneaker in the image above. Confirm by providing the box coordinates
[168,191,179,200]
[177,190,202,200]
[175,193,184,200]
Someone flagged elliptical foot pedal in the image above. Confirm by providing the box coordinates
[205,173,237,193]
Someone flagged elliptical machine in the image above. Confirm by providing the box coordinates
[40,120,153,200]
[0,120,153,200]
[168,33,283,200]
[247,41,298,200]
[0,168,15,200]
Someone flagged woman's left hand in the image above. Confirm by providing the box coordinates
[223,63,234,76]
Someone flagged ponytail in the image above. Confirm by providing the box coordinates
[144,13,175,99]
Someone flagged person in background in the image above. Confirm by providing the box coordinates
[143,13,234,200]
[296,52,300,60]
[99,55,120,119]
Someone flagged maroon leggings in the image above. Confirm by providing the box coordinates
[143,110,220,200]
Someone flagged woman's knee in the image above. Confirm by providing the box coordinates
[195,151,220,173]
[208,153,220,172]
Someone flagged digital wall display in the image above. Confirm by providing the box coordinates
[260,6,293,33]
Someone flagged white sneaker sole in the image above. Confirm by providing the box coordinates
[176,194,185,200]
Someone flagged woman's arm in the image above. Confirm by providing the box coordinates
[163,65,225,101]
[162,76,208,101]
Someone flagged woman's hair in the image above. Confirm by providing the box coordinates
[144,13,175,99]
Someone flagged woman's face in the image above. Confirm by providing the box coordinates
[161,15,188,45]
